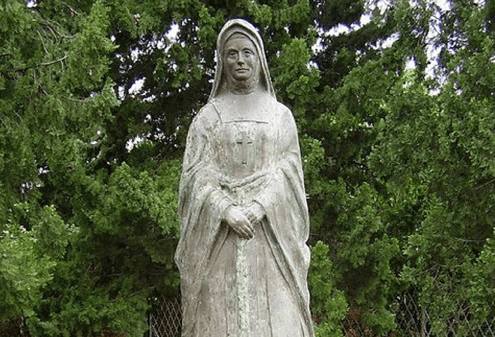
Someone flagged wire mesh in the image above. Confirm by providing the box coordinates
[2,290,493,336]
[147,289,495,337]
[148,295,182,337]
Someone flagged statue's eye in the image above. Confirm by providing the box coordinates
[244,49,254,57]
[228,51,237,59]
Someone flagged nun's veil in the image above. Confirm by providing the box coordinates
[208,19,275,101]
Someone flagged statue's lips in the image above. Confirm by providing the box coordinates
[235,68,249,73]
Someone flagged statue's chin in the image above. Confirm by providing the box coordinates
[232,72,251,82]
[228,78,258,95]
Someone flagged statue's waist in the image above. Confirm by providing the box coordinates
[219,170,271,205]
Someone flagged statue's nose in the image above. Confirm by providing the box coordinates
[237,55,246,65]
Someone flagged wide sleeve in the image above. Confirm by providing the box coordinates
[175,106,231,290]
[255,104,310,243]
[253,104,314,334]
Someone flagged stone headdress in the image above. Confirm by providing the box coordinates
[208,19,275,100]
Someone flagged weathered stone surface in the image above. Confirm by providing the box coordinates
[175,19,314,337]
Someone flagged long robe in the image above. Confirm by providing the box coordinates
[175,91,314,337]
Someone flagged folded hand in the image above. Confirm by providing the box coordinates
[245,202,265,225]
[224,206,254,239]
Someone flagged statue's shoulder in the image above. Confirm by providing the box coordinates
[191,102,221,128]
[274,100,290,112]
[273,99,294,121]
[195,102,219,119]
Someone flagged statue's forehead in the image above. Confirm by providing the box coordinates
[223,33,256,50]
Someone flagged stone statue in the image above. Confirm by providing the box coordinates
[175,19,314,337]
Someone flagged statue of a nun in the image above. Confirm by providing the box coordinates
[175,18,314,337]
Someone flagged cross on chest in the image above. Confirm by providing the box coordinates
[236,130,254,165]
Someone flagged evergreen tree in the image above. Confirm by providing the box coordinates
[1,0,494,336]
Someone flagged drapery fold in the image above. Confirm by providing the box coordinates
[175,100,314,337]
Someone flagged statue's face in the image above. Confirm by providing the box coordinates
[223,35,259,82]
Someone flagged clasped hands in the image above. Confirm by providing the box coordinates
[224,202,265,240]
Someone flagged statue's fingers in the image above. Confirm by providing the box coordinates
[247,213,256,224]
[234,223,246,238]
[244,224,254,239]
[248,227,254,237]
[240,229,251,239]
[246,230,254,239]
[235,223,248,237]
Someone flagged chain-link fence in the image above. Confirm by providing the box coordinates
[148,289,495,337]
[148,296,182,337]
[2,289,493,337]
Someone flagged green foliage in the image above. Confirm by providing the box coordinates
[1,0,494,335]
[273,38,319,102]
[333,183,399,333]
[471,229,495,319]
[0,219,55,320]
[366,2,495,334]
[309,241,347,337]
[64,1,116,92]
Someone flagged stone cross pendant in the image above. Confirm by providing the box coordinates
[236,129,253,165]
